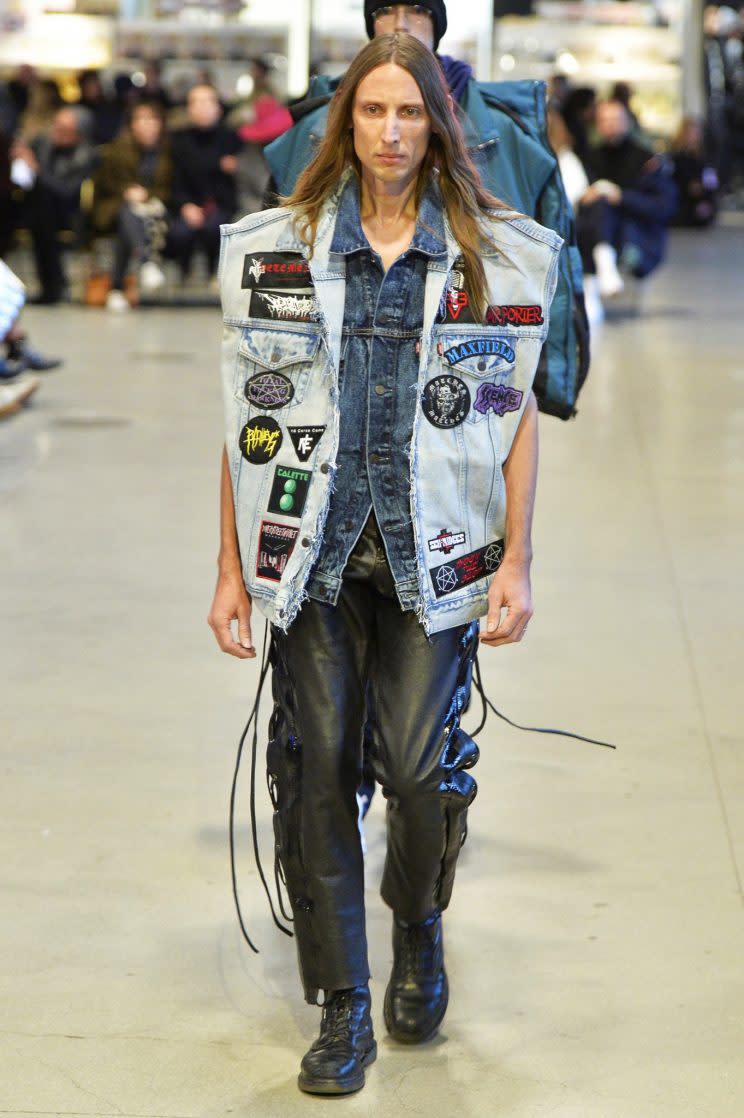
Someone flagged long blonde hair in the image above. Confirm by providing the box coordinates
[285,34,509,317]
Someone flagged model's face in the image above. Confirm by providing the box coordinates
[352,63,432,191]
[131,107,162,148]
[596,102,630,145]
[187,85,221,128]
[372,5,435,51]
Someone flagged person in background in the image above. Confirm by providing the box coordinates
[234,58,293,146]
[670,114,719,226]
[11,106,98,304]
[92,100,172,310]
[138,60,173,112]
[17,78,63,144]
[168,83,240,280]
[562,85,597,166]
[0,257,61,418]
[577,98,678,297]
[76,70,122,146]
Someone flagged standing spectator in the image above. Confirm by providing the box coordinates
[92,100,173,310]
[562,85,597,166]
[7,64,38,132]
[17,78,62,144]
[577,99,678,294]
[168,83,240,279]
[76,69,122,146]
[670,115,719,226]
[233,59,293,145]
[138,60,173,112]
[11,106,98,304]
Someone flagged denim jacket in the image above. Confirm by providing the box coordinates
[219,172,561,635]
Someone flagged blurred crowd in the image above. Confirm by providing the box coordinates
[2,10,744,418]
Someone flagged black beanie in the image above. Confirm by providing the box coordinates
[364,2,448,51]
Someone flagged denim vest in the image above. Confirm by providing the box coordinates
[219,171,561,635]
[305,178,443,610]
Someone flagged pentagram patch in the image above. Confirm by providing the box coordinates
[267,464,311,518]
[256,520,299,582]
[241,252,313,289]
[473,383,524,417]
[239,416,283,464]
[429,539,505,598]
[422,375,470,429]
[244,371,294,410]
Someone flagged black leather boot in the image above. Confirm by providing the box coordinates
[383,911,448,1044]
[298,985,377,1095]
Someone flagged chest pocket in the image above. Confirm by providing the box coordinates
[434,330,524,426]
[234,327,322,413]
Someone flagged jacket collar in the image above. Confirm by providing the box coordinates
[329,173,447,259]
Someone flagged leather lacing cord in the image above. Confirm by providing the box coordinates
[471,654,616,749]
[229,622,293,954]
[229,631,616,955]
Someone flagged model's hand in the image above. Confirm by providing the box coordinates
[208,567,256,659]
[479,557,532,647]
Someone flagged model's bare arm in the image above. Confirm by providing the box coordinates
[207,446,256,659]
[480,391,538,647]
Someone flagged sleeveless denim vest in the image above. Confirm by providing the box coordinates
[218,174,561,635]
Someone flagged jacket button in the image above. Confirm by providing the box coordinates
[301,537,311,548]
[374,384,386,396]
[369,452,380,464]
[319,462,331,474]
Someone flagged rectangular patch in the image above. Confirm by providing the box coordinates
[250,290,321,322]
[256,520,299,582]
[443,338,515,366]
[267,464,311,519]
[485,305,544,327]
[427,529,467,556]
[241,252,313,290]
[429,539,505,598]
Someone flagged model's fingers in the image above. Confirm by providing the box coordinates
[237,601,254,652]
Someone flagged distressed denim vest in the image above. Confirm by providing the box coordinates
[219,171,561,635]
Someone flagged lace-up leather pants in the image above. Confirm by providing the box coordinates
[268,515,480,1004]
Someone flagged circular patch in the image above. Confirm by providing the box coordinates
[244,371,295,410]
[239,416,283,465]
[422,375,470,429]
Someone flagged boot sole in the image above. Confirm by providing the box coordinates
[383,973,449,1044]
[297,1040,377,1096]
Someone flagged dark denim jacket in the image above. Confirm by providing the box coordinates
[306,179,446,610]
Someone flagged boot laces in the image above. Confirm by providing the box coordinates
[321,990,357,1041]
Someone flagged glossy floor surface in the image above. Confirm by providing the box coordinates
[2,222,743,1117]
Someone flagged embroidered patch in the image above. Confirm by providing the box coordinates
[430,539,505,598]
[428,529,467,556]
[443,338,515,367]
[239,416,283,464]
[244,371,294,410]
[241,252,313,289]
[250,290,321,322]
[473,383,524,417]
[256,520,299,582]
[486,304,544,327]
[267,464,311,518]
[439,259,476,323]
[421,375,470,429]
[288,425,325,463]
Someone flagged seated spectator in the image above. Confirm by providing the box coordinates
[92,100,172,311]
[576,99,678,297]
[76,69,123,147]
[1,257,61,418]
[11,106,98,304]
[670,115,719,226]
[168,83,241,279]
[17,77,63,144]
[232,59,293,145]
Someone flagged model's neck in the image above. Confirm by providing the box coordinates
[359,170,419,229]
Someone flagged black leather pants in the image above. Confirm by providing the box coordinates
[268,516,479,1004]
